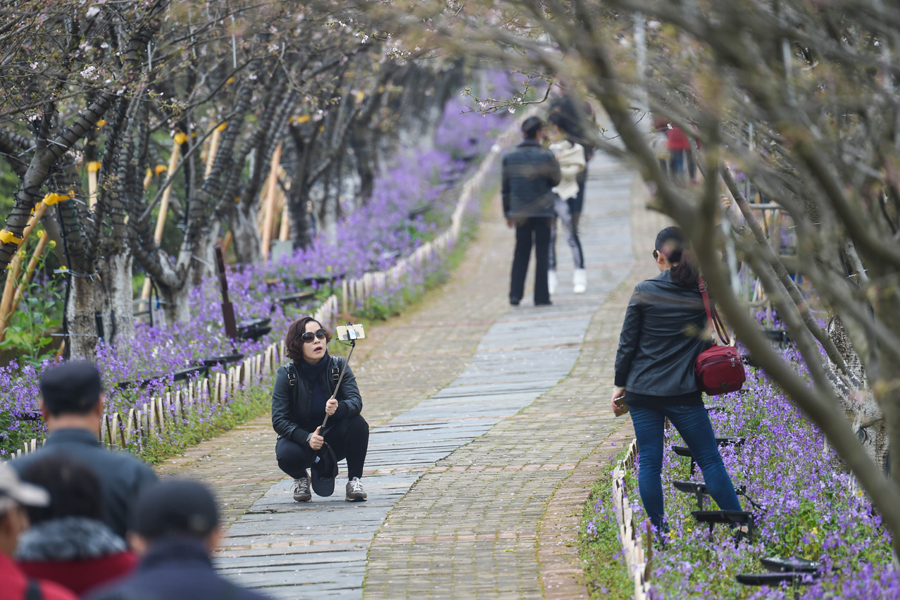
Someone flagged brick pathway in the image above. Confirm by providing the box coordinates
[160,146,666,598]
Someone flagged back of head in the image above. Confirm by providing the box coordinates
[655,226,699,288]
[133,479,219,543]
[40,361,104,416]
[521,116,543,140]
[20,454,103,525]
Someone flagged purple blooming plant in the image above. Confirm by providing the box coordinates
[625,340,896,599]
[0,102,509,457]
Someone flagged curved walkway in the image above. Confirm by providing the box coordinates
[160,149,666,598]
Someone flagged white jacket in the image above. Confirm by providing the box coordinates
[549,140,586,201]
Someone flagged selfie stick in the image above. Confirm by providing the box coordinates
[320,323,359,430]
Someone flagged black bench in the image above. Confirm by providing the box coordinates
[737,557,821,599]
[672,437,745,475]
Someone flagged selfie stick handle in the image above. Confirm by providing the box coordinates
[320,339,355,431]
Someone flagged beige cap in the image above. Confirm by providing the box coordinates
[0,462,50,512]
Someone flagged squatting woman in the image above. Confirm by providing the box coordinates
[611,227,741,532]
[271,316,369,502]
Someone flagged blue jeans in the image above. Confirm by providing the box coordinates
[630,404,742,529]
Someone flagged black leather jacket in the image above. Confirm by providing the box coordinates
[501,140,561,219]
[614,270,710,397]
[271,355,362,445]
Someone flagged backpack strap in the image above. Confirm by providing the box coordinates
[25,579,42,600]
[698,277,730,345]
[284,362,296,387]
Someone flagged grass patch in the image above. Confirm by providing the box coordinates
[580,453,634,599]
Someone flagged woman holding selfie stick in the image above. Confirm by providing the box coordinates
[611,227,741,534]
[271,316,369,503]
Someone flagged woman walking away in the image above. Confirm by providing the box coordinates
[271,316,370,502]
[547,121,587,294]
[611,227,741,534]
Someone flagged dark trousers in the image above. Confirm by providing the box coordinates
[276,414,369,480]
[630,405,741,529]
[510,217,552,305]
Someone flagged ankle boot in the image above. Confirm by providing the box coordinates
[573,269,587,294]
[548,270,558,295]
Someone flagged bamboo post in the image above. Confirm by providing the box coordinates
[261,142,282,260]
[204,123,226,179]
[8,230,50,319]
[140,132,187,304]
[0,193,61,342]
[221,230,233,255]
[87,161,101,208]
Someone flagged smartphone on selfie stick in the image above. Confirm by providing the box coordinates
[320,323,365,429]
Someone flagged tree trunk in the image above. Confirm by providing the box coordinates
[66,251,135,360]
[229,204,263,265]
[155,279,191,327]
[189,222,220,288]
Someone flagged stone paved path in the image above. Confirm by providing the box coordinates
[161,144,667,598]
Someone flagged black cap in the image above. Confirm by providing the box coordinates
[40,361,104,415]
[133,479,219,541]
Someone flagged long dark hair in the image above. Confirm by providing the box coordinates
[285,316,332,361]
[655,226,699,288]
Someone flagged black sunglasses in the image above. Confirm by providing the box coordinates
[652,249,659,259]
[300,329,327,343]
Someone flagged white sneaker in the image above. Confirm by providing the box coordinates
[573,269,587,294]
[548,270,558,295]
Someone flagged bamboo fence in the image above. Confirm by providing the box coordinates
[612,438,653,599]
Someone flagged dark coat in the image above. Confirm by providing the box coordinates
[10,429,158,539]
[271,355,362,446]
[614,270,710,397]
[501,140,561,219]
[85,539,270,600]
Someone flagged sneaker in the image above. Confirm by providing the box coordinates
[548,270,558,295]
[345,477,367,502]
[292,474,311,502]
[573,269,587,294]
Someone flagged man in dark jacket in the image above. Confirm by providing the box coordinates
[10,362,158,539]
[502,116,561,306]
[86,479,272,600]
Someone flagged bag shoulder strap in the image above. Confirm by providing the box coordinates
[698,277,731,345]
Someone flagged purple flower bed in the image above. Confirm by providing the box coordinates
[597,344,897,599]
[0,100,509,457]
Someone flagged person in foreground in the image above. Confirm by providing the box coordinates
[86,479,271,600]
[10,361,158,539]
[0,462,76,600]
[271,316,369,502]
[17,454,137,596]
[502,116,561,307]
[611,226,742,533]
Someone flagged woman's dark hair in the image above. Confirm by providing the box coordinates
[655,226,699,288]
[285,316,332,361]
[20,454,103,524]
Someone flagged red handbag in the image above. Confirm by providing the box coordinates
[695,278,746,395]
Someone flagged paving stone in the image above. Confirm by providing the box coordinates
[158,145,666,598]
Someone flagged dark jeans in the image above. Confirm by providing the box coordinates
[630,404,741,529]
[510,217,552,304]
[276,414,369,480]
